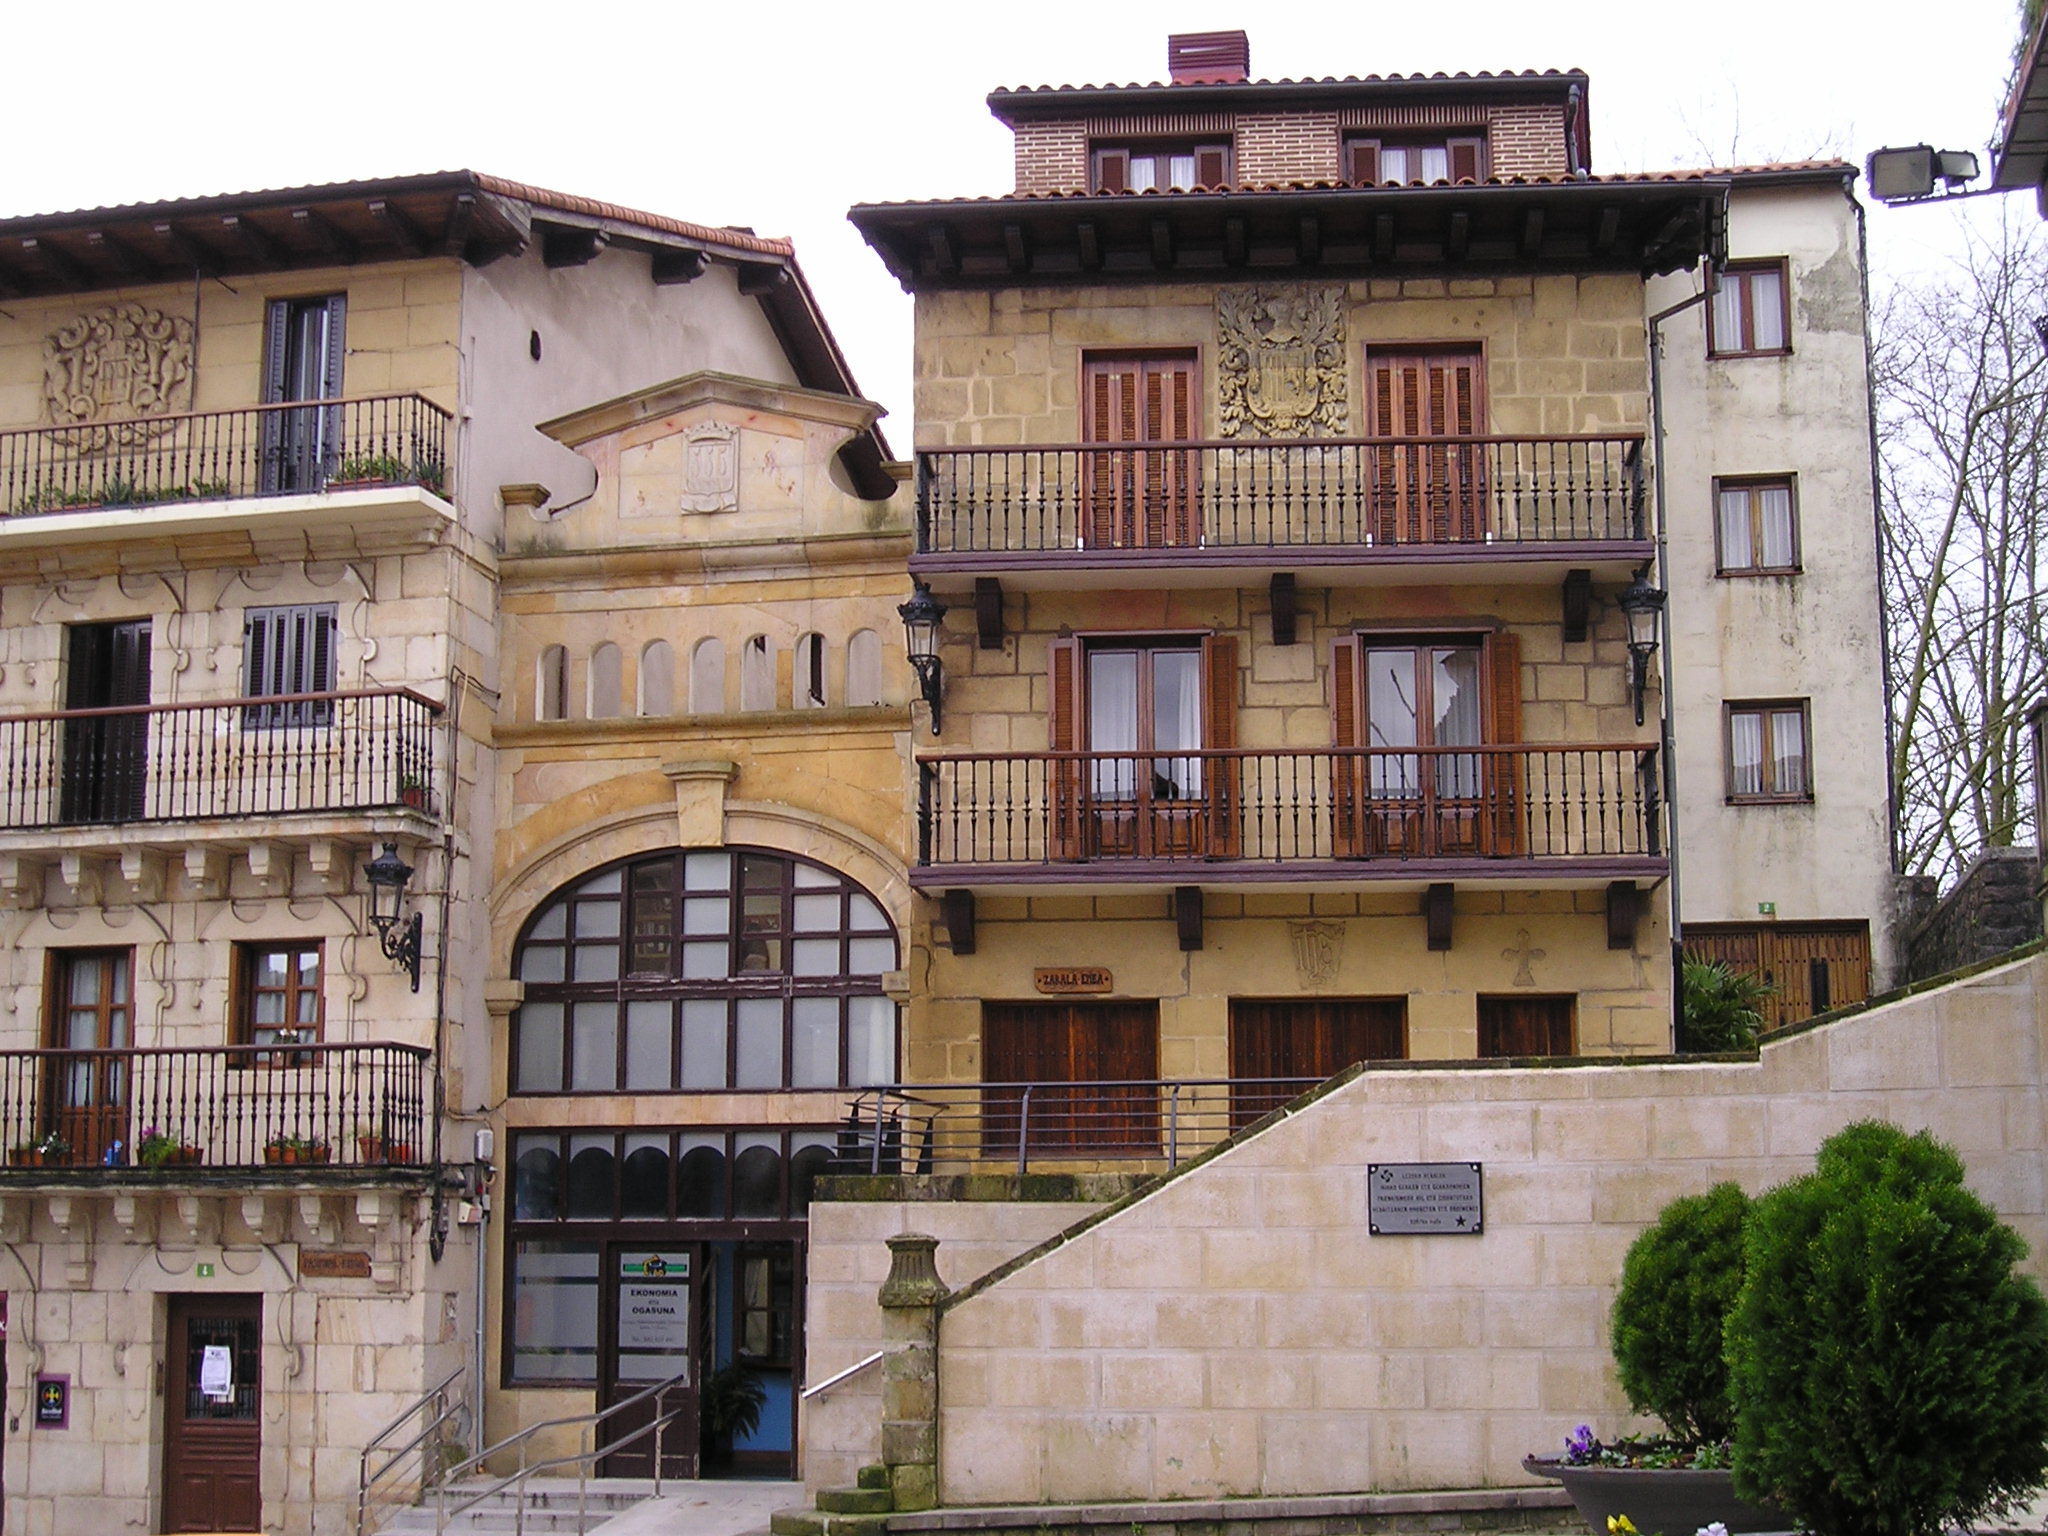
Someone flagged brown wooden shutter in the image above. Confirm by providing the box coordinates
[1478,995,1575,1057]
[1485,631,1525,855]
[1348,140,1381,184]
[1448,137,1485,184]
[1330,635,1366,857]
[1202,633,1240,859]
[1195,145,1230,189]
[1048,636,1086,861]
[1095,149,1129,194]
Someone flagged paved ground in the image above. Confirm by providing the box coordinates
[590,1478,803,1536]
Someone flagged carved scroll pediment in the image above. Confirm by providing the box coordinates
[1216,285,1347,439]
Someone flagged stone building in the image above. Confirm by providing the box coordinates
[0,171,891,1535]
[801,28,1900,1507]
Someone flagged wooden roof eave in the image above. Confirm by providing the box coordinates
[849,180,1730,293]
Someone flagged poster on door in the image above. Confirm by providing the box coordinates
[616,1251,691,1382]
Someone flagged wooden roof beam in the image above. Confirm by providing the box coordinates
[291,207,358,264]
[1446,210,1470,262]
[440,193,476,257]
[1150,216,1174,269]
[1519,206,1546,259]
[736,260,791,296]
[19,236,93,290]
[219,213,285,267]
[367,198,430,256]
[151,220,221,274]
[84,229,157,282]
[1002,222,1030,275]
[1296,213,1321,264]
[651,247,707,285]
[1076,221,1101,271]
[540,224,607,269]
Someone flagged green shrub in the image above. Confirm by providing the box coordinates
[1679,958,1772,1051]
[1726,1120,2048,1536]
[1610,1180,1749,1444]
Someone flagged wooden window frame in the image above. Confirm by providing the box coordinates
[1724,699,1814,804]
[1345,133,1488,185]
[1713,475,1801,576]
[1091,141,1233,193]
[232,941,326,1058]
[735,1242,796,1367]
[243,603,338,728]
[1707,260,1792,359]
[1476,994,1576,1058]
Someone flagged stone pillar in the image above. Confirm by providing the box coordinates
[877,1232,949,1512]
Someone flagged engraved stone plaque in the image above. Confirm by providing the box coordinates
[1368,1161,1484,1235]
[679,423,739,512]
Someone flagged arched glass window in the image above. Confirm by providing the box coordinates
[690,637,726,714]
[639,640,674,716]
[511,847,899,1093]
[793,633,828,709]
[589,643,622,718]
[845,629,882,708]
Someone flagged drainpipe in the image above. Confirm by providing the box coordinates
[1647,264,1718,1047]
[1849,189,1901,878]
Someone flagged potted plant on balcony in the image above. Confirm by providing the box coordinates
[397,772,429,810]
[328,455,410,491]
[354,1124,415,1163]
[137,1126,203,1168]
[263,1132,332,1166]
[1525,1182,1780,1534]
[9,1130,70,1167]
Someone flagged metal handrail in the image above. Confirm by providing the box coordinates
[432,1369,692,1536]
[356,1366,466,1536]
[800,1350,885,1401]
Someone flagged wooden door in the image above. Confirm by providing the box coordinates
[1477,995,1575,1057]
[46,949,131,1164]
[982,1001,1159,1154]
[261,295,346,493]
[1367,348,1485,543]
[60,620,150,824]
[1230,998,1406,1124]
[598,1246,700,1478]
[1082,355,1200,548]
[162,1294,262,1533]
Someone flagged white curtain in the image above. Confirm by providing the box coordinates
[1730,711,1765,795]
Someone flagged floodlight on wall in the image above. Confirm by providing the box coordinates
[364,842,424,992]
[1617,568,1667,728]
[898,580,949,736]
[1866,145,1986,203]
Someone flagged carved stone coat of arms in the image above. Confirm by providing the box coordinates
[1216,285,1347,438]
[43,303,194,450]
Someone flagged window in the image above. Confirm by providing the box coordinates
[1347,134,1486,185]
[793,633,828,709]
[511,849,898,1094]
[261,294,346,493]
[1329,630,1523,857]
[1478,995,1575,1057]
[244,604,336,727]
[737,1245,796,1365]
[1715,477,1799,574]
[740,636,775,711]
[588,643,622,718]
[47,949,133,1164]
[1364,346,1486,543]
[1726,701,1811,802]
[845,630,882,707]
[1092,142,1232,193]
[690,637,726,714]
[638,640,674,716]
[1708,260,1790,358]
[1082,353,1200,549]
[537,645,568,721]
[1047,633,1238,860]
[234,943,323,1060]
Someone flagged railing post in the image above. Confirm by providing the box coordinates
[877,1234,949,1513]
[914,453,932,553]
[1016,1085,1032,1178]
[1642,746,1664,857]
[1168,1083,1182,1169]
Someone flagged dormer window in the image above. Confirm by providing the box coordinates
[1093,142,1233,193]
[1347,134,1487,185]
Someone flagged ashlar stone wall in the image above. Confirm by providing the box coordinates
[912,950,2046,1504]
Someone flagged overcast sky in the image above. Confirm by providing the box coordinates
[4,0,2027,434]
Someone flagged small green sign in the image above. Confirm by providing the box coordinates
[196,1263,215,1278]
[620,1252,689,1279]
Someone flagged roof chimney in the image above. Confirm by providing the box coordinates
[1168,30,1250,85]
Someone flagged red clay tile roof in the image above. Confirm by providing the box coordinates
[990,67,1587,94]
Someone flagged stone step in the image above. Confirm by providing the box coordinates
[818,1487,893,1516]
[379,1513,608,1536]
[771,1508,892,1536]
[857,1466,891,1492]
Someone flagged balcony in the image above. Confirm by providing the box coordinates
[912,433,1647,589]
[914,743,1664,891]
[0,394,453,554]
[0,1041,430,1179]
[0,689,439,891]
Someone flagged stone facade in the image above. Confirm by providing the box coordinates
[1901,845,2043,981]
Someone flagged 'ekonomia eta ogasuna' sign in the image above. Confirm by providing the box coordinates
[1367,1161,1484,1235]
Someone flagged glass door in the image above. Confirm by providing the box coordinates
[597,1246,700,1477]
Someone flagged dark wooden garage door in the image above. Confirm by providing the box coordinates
[1683,921,1871,1031]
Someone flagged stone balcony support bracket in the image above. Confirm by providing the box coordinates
[662,760,739,848]
[878,1233,949,1513]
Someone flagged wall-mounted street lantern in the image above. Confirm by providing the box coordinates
[898,580,948,736]
[364,842,423,992]
[1866,145,1984,203]
[1617,568,1667,728]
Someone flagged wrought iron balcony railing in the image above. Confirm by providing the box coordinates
[1,393,451,516]
[845,1078,1325,1176]
[0,1042,430,1172]
[0,688,440,830]
[914,434,1646,557]
[916,743,1662,872]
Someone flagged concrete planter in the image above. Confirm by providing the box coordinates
[1523,1457,1783,1535]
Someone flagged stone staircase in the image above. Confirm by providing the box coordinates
[374,1477,650,1536]
[771,1463,897,1536]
